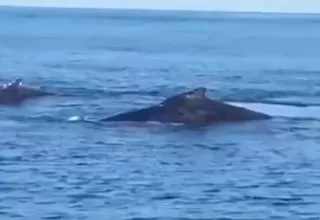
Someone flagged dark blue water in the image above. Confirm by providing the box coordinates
[1,6,320,220]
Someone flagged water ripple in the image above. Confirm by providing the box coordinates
[1,6,320,220]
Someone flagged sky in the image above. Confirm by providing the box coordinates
[0,0,320,13]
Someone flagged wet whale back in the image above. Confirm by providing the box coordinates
[101,87,272,125]
[198,98,271,121]
[102,106,162,122]
[0,79,54,105]
[0,89,23,104]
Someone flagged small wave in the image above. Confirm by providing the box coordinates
[229,102,320,119]
[67,115,109,127]
[4,115,68,125]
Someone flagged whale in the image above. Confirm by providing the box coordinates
[0,79,54,105]
[101,87,272,126]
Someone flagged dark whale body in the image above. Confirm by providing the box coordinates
[101,87,272,126]
[0,79,54,105]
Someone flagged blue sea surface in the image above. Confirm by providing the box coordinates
[1,6,320,220]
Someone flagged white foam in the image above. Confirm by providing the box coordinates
[68,116,81,122]
[228,102,320,119]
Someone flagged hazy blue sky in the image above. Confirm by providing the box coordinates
[0,0,320,13]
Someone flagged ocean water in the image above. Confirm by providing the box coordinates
[1,6,320,220]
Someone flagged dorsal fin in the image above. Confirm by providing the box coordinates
[11,78,23,87]
[4,79,23,89]
[185,87,207,99]
[159,87,207,107]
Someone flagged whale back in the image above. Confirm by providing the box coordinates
[102,87,271,125]
[0,79,54,104]
[160,87,270,124]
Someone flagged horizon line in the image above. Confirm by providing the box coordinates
[1,4,320,16]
